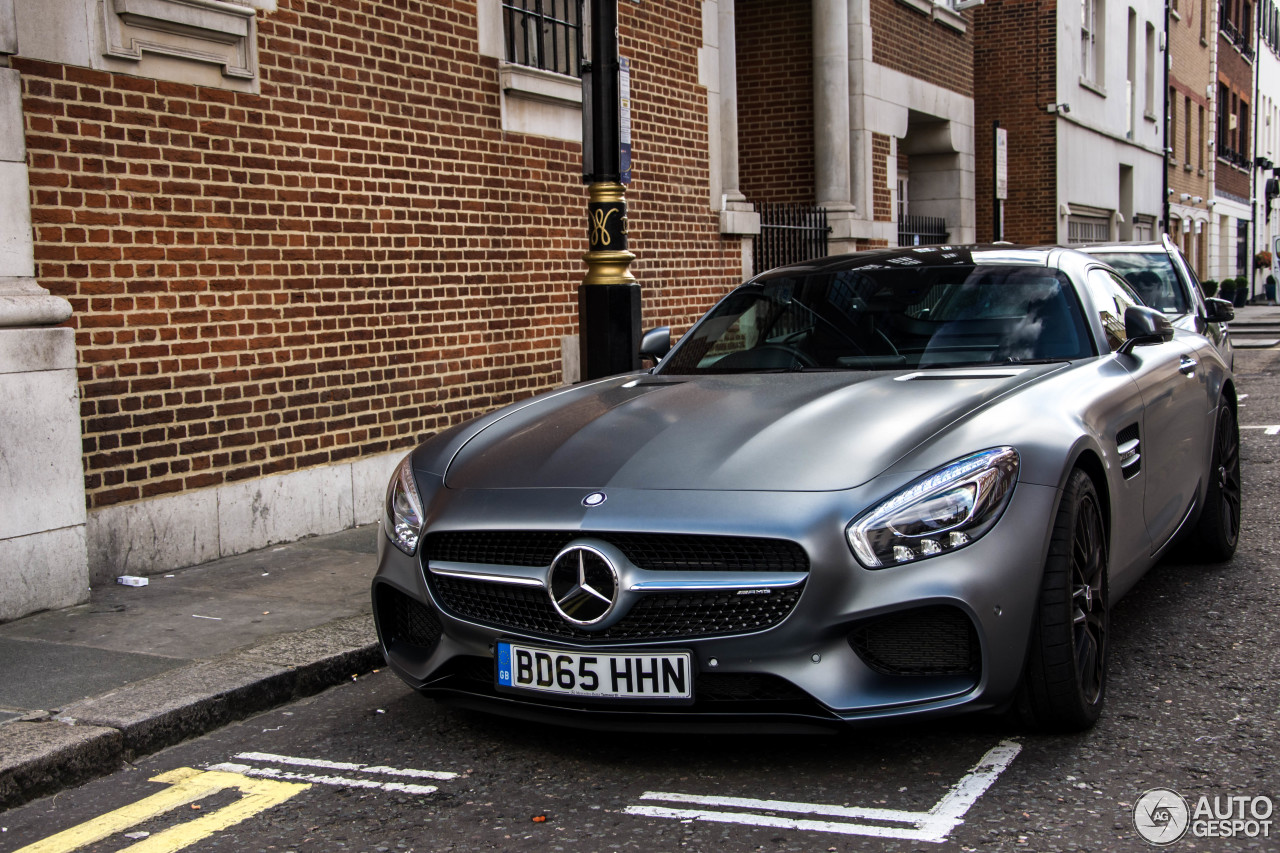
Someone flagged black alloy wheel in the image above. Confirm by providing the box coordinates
[1070,487,1107,707]
[1191,402,1241,562]
[1018,468,1109,732]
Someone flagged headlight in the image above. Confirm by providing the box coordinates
[386,453,426,556]
[846,447,1019,568]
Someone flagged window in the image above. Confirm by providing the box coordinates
[1068,214,1112,244]
[1082,0,1101,84]
[1199,104,1206,170]
[1218,82,1230,158]
[1240,100,1250,160]
[1236,219,1249,276]
[1185,95,1193,165]
[502,0,583,77]
[1168,89,1178,162]
[1126,9,1137,137]
[1145,23,1156,116]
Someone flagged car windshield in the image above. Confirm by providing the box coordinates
[1088,251,1191,315]
[659,264,1096,374]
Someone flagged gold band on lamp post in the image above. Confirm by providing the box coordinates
[583,181,636,286]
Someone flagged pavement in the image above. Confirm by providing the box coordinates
[0,522,383,812]
[1230,300,1280,347]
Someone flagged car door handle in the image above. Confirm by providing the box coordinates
[1179,356,1197,376]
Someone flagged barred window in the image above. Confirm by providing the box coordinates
[1068,215,1112,244]
[502,1,583,78]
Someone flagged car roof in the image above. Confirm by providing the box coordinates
[1074,241,1168,254]
[752,244,1080,277]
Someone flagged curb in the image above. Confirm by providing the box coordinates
[0,615,381,812]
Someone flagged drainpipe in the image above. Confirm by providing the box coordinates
[1162,0,1171,238]
[1251,0,1262,302]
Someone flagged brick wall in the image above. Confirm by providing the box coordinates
[873,134,893,221]
[1216,32,1254,200]
[19,0,741,511]
[736,0,814,204]
[973,0,1059,243]
[1169,0,1214,200]
[870,0,974,97]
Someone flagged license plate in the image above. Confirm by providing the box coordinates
[496,642,693,700]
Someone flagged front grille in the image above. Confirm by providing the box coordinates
[848,606,979,676]
[375,585,443,650]
[430,574,803,642]
[425,531,809,573]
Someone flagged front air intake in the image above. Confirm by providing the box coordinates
[375,585,443,651]
[848,606,980,676]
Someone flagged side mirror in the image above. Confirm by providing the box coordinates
[1118,306,1174,355]
[640,326,671,363]
[1204,297,1235,324]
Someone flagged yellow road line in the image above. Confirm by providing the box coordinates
[13,768,310,853]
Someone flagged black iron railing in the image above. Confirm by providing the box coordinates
[502,0,583,77]
[752,203,830,276]
[898,215,948,247]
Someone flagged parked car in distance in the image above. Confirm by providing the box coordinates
[1077,236,1234,368]
[372,246,1241,735]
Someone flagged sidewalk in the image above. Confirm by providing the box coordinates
[0,523,383,811]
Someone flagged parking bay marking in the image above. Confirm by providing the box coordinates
[206,752,458,796]
[1242,424,1280,435]
[625,739,1021,843]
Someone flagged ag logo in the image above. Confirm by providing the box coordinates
[1134,788,1190,846]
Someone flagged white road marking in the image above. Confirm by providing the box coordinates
[206,763,441,796]
[1241,425,1280,435]
[625,739,1021,844]
[231,752,458,781]
[203,752,459,797]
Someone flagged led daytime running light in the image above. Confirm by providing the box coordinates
[847,447,1019,568]
[386,454,426,556]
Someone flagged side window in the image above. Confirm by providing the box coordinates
[1084,268,1141,352]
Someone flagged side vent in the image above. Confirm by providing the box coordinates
[1117,424,1141,479]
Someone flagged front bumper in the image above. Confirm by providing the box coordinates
[371,483,1059,729]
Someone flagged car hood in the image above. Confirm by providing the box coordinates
[443,366,1067,492]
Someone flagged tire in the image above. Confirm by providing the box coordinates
[1017,469,1109,732]
[1190,402,1242,563]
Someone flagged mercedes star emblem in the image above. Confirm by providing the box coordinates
[548,545,619,626]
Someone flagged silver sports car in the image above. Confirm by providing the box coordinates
[372,246,1241,733]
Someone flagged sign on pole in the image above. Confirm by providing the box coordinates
[995,127,1008,201]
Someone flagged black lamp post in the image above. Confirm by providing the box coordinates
[579,0,640,380]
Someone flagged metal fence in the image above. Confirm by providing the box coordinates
[502,0,583,77]
[752,203,830,276]
[898,215,949,247]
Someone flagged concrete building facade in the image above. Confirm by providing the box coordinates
[1253,0,1280,295]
